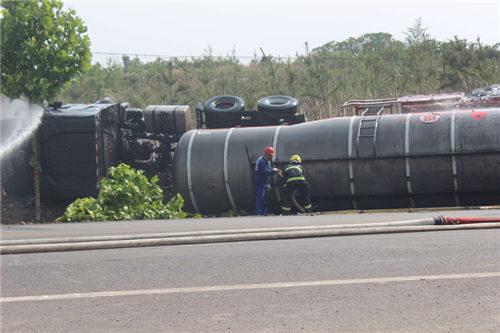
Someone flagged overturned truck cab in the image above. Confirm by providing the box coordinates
[1,102,192,201]
[174,109,500,215]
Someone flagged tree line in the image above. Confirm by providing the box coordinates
[61,19,500,120]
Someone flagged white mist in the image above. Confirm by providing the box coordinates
[0,94,43,158]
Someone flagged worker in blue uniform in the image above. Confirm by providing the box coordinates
[254,146,282,216]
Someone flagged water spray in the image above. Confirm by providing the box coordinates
[0,94,43,159]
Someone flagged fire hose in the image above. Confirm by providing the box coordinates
[1,215,498,255]
[434,216,500,224]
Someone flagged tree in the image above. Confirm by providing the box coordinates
[440,37,500,92]
[1,0,91,222]
[404,17,430,46]
[1,0,91,103]
[299,53,342,119]
[403,18,441,94]
[58,29,500,122]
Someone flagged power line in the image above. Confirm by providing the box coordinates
[92,51,294,60]
[92,51,358,61]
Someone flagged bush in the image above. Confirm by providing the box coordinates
[57,163,187,222]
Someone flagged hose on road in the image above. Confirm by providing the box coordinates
[434,216,500,224]
[1,217,439,246]
[1,216,498,255]
[3,216,498,247]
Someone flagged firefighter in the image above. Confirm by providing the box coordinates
[281,154,312,215]
[254,146,282,216]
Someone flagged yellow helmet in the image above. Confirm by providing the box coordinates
[290,154,302,163]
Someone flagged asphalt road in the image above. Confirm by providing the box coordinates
[1,214,499,332]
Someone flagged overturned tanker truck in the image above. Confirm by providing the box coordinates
[2,94,500,215]
[0,95,304,202]
[176,108,500,214]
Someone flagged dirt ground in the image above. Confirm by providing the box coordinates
[1,194,66,224]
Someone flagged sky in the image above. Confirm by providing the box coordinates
[63,0,500,64]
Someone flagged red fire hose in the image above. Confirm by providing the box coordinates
[434,216,500,225]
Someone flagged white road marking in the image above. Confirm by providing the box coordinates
[2,272,499,303]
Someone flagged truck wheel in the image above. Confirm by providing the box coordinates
[257,95,299,115]
[204,95,245,113]
[203,96,245,128]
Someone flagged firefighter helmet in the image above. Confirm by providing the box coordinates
[290,154,302,163]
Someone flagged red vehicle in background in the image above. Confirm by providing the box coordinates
[342,84,500,116]
[398,92,464,113]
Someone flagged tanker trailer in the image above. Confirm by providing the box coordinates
[174,108,500,215]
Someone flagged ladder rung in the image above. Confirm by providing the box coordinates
[359,135,375,138]
[362,106,384,117]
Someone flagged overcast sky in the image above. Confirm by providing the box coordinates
[64,0,500,64]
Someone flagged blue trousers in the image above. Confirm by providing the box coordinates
[255,184,269,216]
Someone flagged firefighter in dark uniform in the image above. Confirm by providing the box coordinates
[281,154,312,215]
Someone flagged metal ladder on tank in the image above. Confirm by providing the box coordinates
[356,106,384,157]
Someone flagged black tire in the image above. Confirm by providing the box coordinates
[203,96,245,129]
[204,95,245,113]
[257,95,299,115]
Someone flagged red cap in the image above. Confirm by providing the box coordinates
[264,146,275,156]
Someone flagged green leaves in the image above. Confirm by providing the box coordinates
[0,0,91,103]
[57,164,188,222]
[439,37,500,93]
[55,197,105,222]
